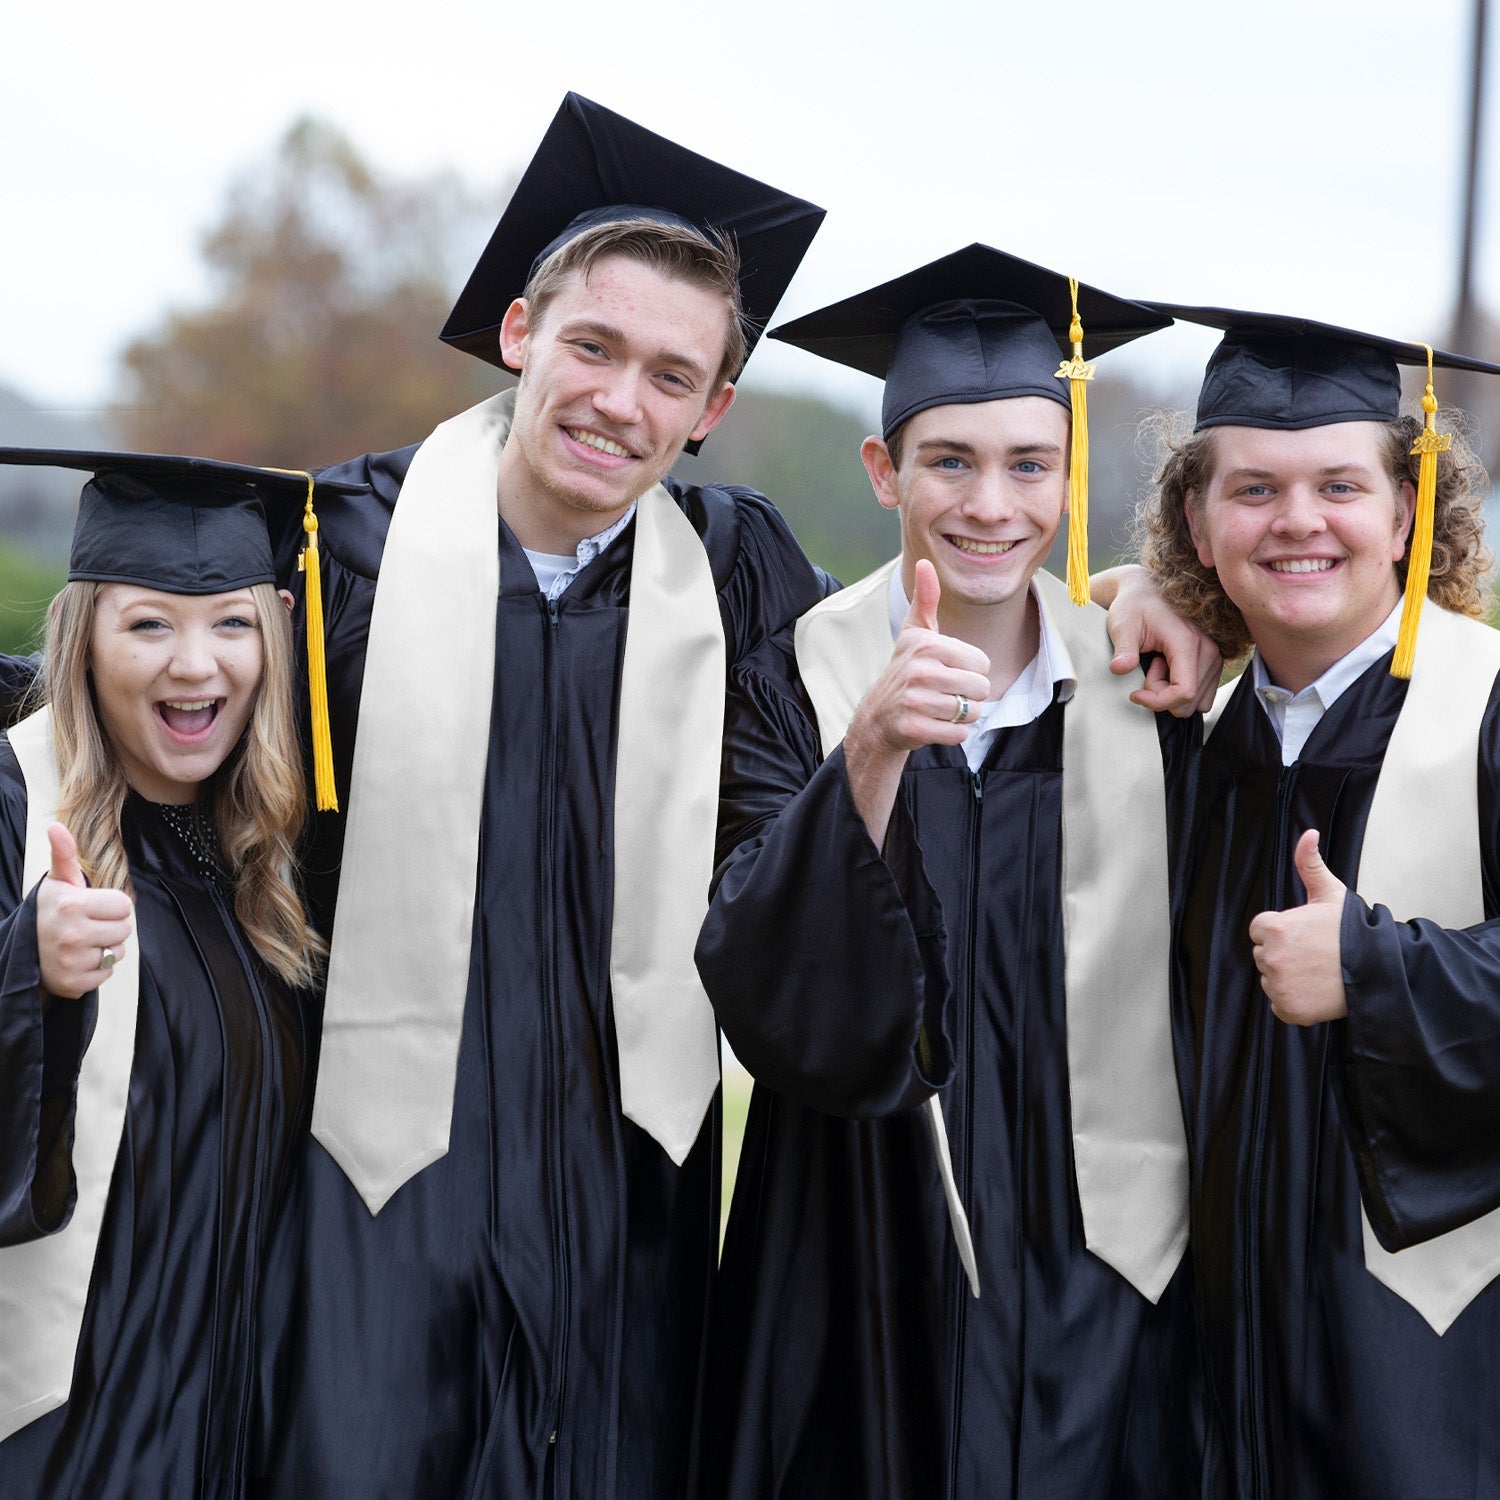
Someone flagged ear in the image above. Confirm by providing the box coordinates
[690,381,736,444]
[1185,489,1215,569]
[278,588,296,614]
[861,436,901,512]
[498,297,533,370]
[1393,476,1416,559]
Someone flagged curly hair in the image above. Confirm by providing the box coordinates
[39,581,325,988]
[1132,409,1494,662]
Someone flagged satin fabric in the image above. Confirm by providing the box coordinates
[1179,660,1500,1500]
[696,630,1202,1499]
[251,445,827,1500]
[0,757,309,1499]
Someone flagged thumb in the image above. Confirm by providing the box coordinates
[47,822,85,888]
[904,558,941,634]
[1294,828,1344,905]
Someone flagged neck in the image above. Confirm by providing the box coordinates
[1254,593,1402,695]
[936,583,1041,700]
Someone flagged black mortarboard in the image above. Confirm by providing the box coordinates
[1146,304,1500,431]
[770,244,1172,602]
[0,448,368,808]
[0,449,361,593]
[1151,305,1500,679]
[440,92,826,385]
[769,244,1171,439]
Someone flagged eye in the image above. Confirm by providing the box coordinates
[128,618,169,634]
[217,615,258,631]
[656,369,696,393]
[933,455,968,472]
[1014,459,1045,475]
[572,339,608,359]
[1324,481,1356,496]
[1235,484,1274,501]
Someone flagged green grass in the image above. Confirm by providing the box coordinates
[0,546,62,656]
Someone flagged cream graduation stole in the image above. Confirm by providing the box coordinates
[1353,604,1500,1334]
[0,707,140,1441]
[312,390,724,1213]
[795,561,1187,1303]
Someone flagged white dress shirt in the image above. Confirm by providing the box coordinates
[522,502,637,601]
[886,567,1079,772]
[1251,601,1403,765]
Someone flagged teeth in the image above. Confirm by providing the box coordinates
[567,428,630,458]
[164,700,214,711]
[951,537,1018,555]
[1268,559,1336,573]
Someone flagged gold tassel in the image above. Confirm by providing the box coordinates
[1056,276,1095,605]
[268,468,339,811]
[1391,346,1449,680]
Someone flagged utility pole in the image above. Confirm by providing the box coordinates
[1453,0,1490,450]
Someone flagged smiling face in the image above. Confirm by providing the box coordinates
[864,396,1069,640]
[493,254,738,552]
[1187,422,1414,691]
[89,584,268,804]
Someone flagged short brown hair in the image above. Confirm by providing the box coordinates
[523,217,747,390]
[1133,409,1495,662]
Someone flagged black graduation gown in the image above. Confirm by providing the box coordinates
[695,629,1202,1500]
[1178,660,1500,1500]
[252,447,828,1500]
[0,753,310,1500]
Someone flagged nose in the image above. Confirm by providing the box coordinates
[167,627,218,683]
[961,470,1018,524]
[1271,483,1327,539]
[592,367,646,427]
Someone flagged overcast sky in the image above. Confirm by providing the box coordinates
[3,0,1495,428]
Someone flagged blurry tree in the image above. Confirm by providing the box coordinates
[112,117,502,467]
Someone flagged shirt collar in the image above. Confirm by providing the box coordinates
[885,563,1078,727]
[522,501,638,601]
[1252,599,1402,713]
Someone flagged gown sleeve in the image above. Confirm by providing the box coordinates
[0,747,95,1244]
[695,638,953,1120]
[1338,673,1500,1250]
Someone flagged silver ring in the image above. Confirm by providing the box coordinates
[100,947,118,971]
[951,694,969,724]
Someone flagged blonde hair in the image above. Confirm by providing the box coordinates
[40,581,325,988]
[1133,409,1494,662]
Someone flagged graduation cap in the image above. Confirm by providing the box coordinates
[439,92,826,393]
[1153,304,1500,677]
[0,448,368,810]
[770,244,1173,603]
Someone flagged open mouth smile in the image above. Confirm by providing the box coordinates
[1265,559,1339,574]
[155,698,223,742]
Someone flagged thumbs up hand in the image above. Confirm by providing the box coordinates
[1247,829,1349,1025]
[36,823,134,1000]
[857,560,993,756]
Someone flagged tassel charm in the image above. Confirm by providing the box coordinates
[1055,277,1095,606]
[1391,347,1450,680]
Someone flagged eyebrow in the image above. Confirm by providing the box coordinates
[911,439,1064,460]
[1219,463,1378,483]
[558,318,712,386]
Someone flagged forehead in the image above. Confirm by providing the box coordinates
[536,253,731,366]
[94,583,259,616]
[903,394,1069,449]
[1208,420,1390,478]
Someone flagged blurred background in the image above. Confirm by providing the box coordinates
[2,0,1494,1228]
[3,0,1497,659]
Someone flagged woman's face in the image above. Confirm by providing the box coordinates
[89,584,267,804]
